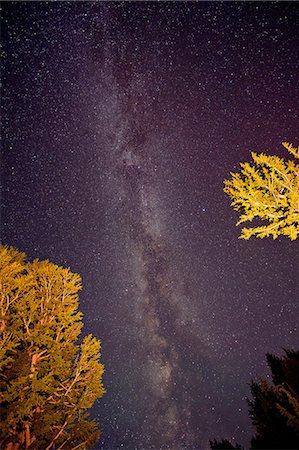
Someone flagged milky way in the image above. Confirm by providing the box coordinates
[2,2,299,450]
[90,46,206,447]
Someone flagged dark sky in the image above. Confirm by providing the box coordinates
[1,1,299,449]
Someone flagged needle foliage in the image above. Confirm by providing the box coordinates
[0,246,105,450]
[210,350,299,450]
[224,142,299,240]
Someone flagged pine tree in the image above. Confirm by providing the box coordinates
[224,142,299,240]
[209,439,244,449]
[248,350,299,449]
[210,350,299,450]
[0,246,105,450]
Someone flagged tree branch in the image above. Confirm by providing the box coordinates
[69,439,89,450]
[45,420,68,450]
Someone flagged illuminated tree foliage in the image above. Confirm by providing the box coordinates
[0,246,105,450]
[224,142,299,240]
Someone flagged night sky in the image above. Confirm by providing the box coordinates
[1,2,299,449]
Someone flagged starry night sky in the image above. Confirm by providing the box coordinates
[1,2,299,449]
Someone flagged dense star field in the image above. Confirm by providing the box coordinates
[2,2,299,449]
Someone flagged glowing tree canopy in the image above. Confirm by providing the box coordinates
[224,142,299,240]
[0,246,105,450]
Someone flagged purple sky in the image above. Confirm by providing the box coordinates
[2,2,299,449]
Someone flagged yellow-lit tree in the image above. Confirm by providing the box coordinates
[224,142,299,240]
[0,246,105,450]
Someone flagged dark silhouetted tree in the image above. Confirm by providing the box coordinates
[248,349,299,449]
[210,350,299,450]
[0,246,105,450]
[209,438,244,449]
